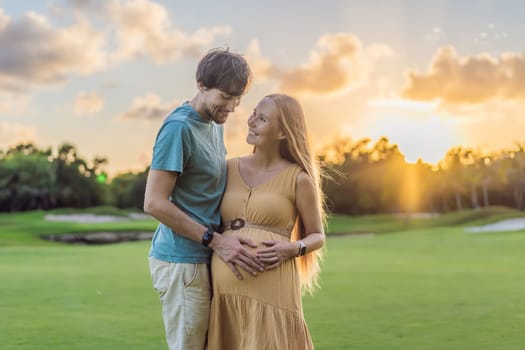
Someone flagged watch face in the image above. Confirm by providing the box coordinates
[297,241,307,256]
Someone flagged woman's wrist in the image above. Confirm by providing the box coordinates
[286,241,300,259]
[296,240,307,256]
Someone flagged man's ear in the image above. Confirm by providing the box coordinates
[197,82,207,92]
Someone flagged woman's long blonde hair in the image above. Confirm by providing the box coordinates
[265,93,327,294]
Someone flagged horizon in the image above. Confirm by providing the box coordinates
[1,0,524,174]
[4,133,524,178]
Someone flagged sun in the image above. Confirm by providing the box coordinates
[366,99,460,164]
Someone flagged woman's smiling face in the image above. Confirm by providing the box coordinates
[247,97,285,147]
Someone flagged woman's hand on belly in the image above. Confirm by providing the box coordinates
[256,240,298,270]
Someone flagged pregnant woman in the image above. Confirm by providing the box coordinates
[208,93,326,350]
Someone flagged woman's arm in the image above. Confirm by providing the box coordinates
[257,171,325,269]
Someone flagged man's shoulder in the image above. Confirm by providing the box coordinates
[159,107,197,135]
[164,105,192,123]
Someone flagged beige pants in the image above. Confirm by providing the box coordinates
[149,257,211,350]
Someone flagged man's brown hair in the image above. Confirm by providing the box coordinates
[196,48,252,97]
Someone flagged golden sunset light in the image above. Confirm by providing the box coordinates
[3,3,525,349]
[1,1,524,174]
[365,99,460,164]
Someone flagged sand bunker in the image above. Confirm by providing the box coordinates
[42,213,154,244]
[465,218,525,233]
[42,231,154,244]
[45,213,150,223]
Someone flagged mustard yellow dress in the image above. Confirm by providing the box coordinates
[207,158,314,350]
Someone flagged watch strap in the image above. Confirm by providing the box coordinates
[297,240,307,256]
[201,227,214,247]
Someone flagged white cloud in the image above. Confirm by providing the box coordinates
[245,33,393,97]
[0,1,233,92]
[108,0,232,63]
[0,10,107,91]
[63,0,232,64]
[118,93,179,120]
[0,8,9,31]
[74,91,104,115]
[244,39,275,83]
[402,46,525,105]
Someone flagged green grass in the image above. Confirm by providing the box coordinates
[0,243,164,350]
[304,227,525,349]
[1,207,525,349]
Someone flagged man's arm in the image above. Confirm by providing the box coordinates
[143,169,263,279]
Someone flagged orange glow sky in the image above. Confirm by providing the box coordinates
[1,0,524,174]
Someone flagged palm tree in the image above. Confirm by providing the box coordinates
[441,147,468,210]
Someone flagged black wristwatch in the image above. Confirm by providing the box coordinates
[201,227,214,247]
[297,240,307,256]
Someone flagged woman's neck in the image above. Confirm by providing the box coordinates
[250,149,287,171]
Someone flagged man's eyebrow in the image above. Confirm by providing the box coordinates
[221,92,240,99]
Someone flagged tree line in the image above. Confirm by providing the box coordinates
[320,137,525,214]
[0,143,146,212]
[1,138,524,214]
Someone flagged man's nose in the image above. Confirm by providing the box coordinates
[226,98,239,112]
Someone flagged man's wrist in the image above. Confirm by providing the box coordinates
[201,227,214,247]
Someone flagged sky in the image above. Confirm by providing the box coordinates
[1,0,524,175]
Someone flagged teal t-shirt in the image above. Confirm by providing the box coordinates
[148,103,227,263]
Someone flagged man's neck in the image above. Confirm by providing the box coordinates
[188,94,211,121]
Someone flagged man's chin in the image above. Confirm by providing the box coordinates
[214,114,229,124]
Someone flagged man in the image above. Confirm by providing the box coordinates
[144,48,263,350]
